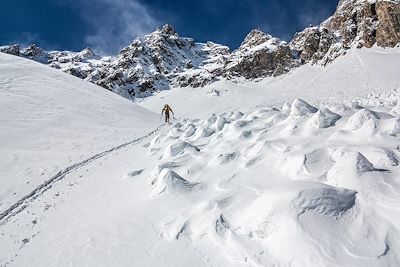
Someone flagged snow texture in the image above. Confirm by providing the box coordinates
[1,50,400,266]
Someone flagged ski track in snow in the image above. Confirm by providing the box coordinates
[0,124,165,223]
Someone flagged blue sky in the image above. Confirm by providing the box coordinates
[0,0,338,54]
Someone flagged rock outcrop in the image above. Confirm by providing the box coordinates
[21,44,48,62]
[225,30,297,78]
[0,44,20,56]
[376,0,400,47]
[290,27,336,63]
[291,0,400,64]
[47,48,108,79]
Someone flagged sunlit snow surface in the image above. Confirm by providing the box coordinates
[1,47,400,266]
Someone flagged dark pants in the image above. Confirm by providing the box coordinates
[165,112,170,122]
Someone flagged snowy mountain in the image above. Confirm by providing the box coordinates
[0,27,300,98]
[1,0,398,100]
[0,25,231,99]
[85,24,231,98]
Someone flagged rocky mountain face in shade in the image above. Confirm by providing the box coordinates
[1,0,399,99]
[0,44,20,56]
[224,29,298,79]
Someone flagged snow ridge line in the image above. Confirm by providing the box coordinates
[0,124,165,223]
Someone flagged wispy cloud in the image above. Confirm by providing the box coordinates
[8,32,41,47]
[75,0,160,54]
[296,3,334,29]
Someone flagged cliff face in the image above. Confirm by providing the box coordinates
[224,30,297,78]
[376,0,400,47]
[291,0,400,64]
[325,0,378,48]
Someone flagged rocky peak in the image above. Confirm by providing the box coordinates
[160,24,177,36]
[225,29,296,78]
[21,44,46,59]
[203,41,230,56]
[76,47,97,60]
[240,29,274,48]
[236,28,288,55]
[0,44,20,56]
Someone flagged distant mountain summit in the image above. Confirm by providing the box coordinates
[1,0,399,99]
[84,24,231,98]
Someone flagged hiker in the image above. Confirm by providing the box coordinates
[161,104,174,123]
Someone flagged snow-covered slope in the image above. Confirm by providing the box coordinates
[140,46,400,118]
[0,53,159,216]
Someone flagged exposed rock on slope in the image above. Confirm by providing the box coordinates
[0,44,110,80]
[21,44,48,62]
[48,48,109,79]
[290,27,337,64]
[0,44,20,56]
[291,0,400,64]
[376,0,400,47]
[225,29,297,78]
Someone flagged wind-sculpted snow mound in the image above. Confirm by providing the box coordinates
[140,98,400,266]
[292,184,356,216]
[152,168,205,195]
[163,141,200,158]
[345,108,380,130]
[309,108,341,128]
[290,98,318,117]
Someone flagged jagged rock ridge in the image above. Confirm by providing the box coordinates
[85,24,231,98]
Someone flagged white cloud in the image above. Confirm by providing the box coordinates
[297,5,332,29]
[79,0,160,54]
